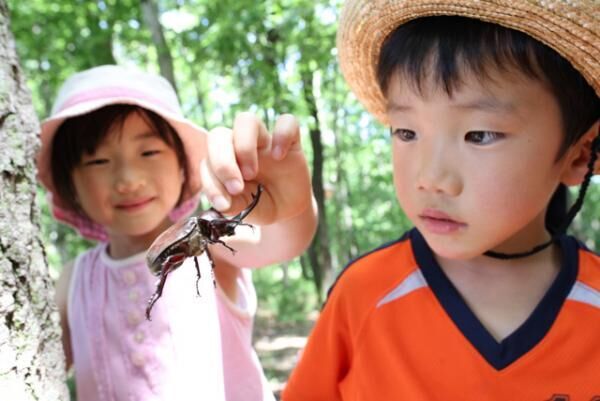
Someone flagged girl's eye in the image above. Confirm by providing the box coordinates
[142,150,161,157]
[392,128,417,142]
[465,131,505,145]
[83,158,109,166]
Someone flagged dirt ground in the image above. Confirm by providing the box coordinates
[253,310,317,399]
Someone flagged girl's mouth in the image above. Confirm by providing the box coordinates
[115,197,154,212]
[419,209,467,234]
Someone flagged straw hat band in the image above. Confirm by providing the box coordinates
[56,87,180,115]
[338,0,600,126]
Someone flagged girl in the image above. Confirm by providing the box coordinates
[38,65,317,401]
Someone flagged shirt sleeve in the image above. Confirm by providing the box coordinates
[282,282,354,401]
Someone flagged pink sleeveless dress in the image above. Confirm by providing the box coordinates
[216,268,276,401]
[68,244,225,401]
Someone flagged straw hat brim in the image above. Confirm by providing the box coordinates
[38,96,207,211]
[337,0,599,172]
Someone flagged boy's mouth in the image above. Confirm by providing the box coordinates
[419,209,467,234]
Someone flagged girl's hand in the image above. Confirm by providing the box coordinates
[200,112,313,226]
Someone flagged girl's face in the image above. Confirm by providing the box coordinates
[386,68,576,260]
[72,111,184,250]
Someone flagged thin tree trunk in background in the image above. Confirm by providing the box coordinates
[329,66,358,267]
[191,66,210,129]
[141,0,179,96]
[300,66,333,303]
[336,108,360,262]
[0,0,68,398]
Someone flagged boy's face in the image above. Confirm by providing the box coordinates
[387,68,574,260]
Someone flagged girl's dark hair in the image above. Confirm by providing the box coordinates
[50,104,189,213]
[377,16,600,236]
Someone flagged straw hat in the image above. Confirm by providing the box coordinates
[337,0,600,126]
[38,65,207,242]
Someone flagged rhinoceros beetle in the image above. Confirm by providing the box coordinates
[145,184,263,320]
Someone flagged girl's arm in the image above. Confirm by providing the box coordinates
[212,196,316,305]
[55,261,75,370]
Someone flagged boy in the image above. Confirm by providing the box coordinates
[283,0,600,399]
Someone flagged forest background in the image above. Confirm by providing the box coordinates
[6,0,600,397]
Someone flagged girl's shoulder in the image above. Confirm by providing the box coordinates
[59,244,115,306]
[55,245,105,313]
[75,243,109,267]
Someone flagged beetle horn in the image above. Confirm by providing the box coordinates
[233,184,263,221]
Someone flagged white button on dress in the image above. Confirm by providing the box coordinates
[123,270,136,285]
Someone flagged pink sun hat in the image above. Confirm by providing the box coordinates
[37,64,207,242]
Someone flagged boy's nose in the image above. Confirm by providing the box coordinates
[415,153,462,197]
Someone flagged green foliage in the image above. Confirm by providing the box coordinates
[8,0,147,116]
[571,181,600,251]
[253,262,318,323]
[37,187,94,278]
[9,0,395,279]
[9,0,599,319]
[67,374,76,401]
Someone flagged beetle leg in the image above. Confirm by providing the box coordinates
[235,222,254,230]
[146,270,169,320]
[204,247,217,289]
[193,256,202,295]
[212,239,236,254]
[145,255,182,320]
[231,184,263,221]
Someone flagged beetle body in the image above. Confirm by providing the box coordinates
[145,184,263,320]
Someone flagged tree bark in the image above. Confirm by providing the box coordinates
[0,1,68,399]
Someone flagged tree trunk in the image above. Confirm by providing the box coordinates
[140,0,179,96]
[300,66,333,302]
[0,1,68,399]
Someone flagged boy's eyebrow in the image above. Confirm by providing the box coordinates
[386,101,412,112]
[452,97,517,113]
[386,98,516,114]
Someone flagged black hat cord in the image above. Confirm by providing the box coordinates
[485,133,600,259]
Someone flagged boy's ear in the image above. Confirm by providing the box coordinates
[561,120,600,186]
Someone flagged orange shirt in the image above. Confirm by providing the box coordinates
[283,229,600,401]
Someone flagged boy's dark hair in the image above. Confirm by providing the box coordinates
[377,16,600,235]
[50,104,190,213]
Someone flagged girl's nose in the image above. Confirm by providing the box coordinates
[114,166,146,194]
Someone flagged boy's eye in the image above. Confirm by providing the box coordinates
[465,131,504,145]
[392,128,417,142]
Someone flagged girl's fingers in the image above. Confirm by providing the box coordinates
[271,114,301,160]
[201,158,266,216]
[205,113,297,202]
[232,112,271,180]
[200,158,231,212]
[206,127,244,196]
